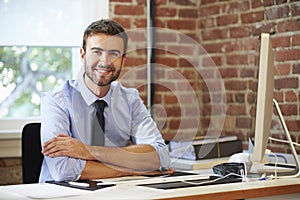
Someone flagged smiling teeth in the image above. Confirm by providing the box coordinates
[96,69,109,72]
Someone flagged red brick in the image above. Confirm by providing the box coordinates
[292,34,300,45]
[275,49,300,62]
[235,93,245,103]
[199,5,220,16]
[179,9,198,18]
[217,14,238,26]
[241,11,264,24]
[275,77,299,89]
[241,68,255,78]
[202,56,223,66]
[293,63,300,74]
[278,19,300,32]
[164,95,179,104]
[111,0,132,2]
[115,5,144,15]
[156,31,177,43]
[249,79,258,92]
[266,5,290,20]
[247,93,256,104]
[201,0,218,4]
[170,0,196,6]
[219,68,238,78]
[223,41,239,52]
[169,45,196,56]
[202,43,223,53]
[263,0,275,6]
[291,3,300,16]
[227,1,250,13]
[112,18,131,29]
[134,19,146,28]
[156,57,178,67]
[272,36,291,48]
[230,26,251,38]
[169,118,181,129]
[274,92,284,102]
[125,57,146,67]
[279,104,298,116]
[225,80,248,91]
[236,117,251,128]
[226,54,249,65]
[167,20,196,30]
[156,8,177,17]
[227,105,246,115]
[275,63,291,76]
[198,18,216,29]
[251,23,276,36]
[285,91,297,102]
[202,29,228,40]
[251,0,262,8]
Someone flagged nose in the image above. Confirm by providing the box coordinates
[99,52,111,66]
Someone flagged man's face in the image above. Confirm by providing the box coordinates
[81,33,126,87]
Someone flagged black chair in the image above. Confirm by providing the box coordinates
[21,122,44,183]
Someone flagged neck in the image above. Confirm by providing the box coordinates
[84,74,110,98]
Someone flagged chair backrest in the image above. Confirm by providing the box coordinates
[21,122,44,184]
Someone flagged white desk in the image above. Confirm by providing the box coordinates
[1,176,300,200]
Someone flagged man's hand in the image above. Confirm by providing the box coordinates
[42,134,94,160]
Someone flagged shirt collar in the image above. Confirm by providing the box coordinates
[76,68,112,107]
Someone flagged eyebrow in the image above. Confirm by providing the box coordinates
[90,47,121,55]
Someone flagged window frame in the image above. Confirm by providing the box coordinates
[0,0,108,157]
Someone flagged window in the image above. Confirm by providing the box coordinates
[0,0,108,119]
[0,46,73,117]
[0,0,108,156]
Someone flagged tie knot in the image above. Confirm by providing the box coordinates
[95,100,107,112]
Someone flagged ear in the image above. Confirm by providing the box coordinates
[121,54,127,66]
[80,48,85,61]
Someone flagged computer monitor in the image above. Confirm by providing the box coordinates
[251,33,274,164]
[251,33,300,178]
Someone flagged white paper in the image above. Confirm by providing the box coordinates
[0,183,90,199]
[77,185,170,200]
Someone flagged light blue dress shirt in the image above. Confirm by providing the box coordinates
[39,72,170,183]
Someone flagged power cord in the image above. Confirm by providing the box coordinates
[269,136,300,147]
[265,149,279,179]
[181,172,246,186]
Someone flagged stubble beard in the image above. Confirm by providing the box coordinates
[84,64,121,87]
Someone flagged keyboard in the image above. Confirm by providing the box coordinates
[138,175,242,190]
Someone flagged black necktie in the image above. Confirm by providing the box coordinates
[92,100,107,146]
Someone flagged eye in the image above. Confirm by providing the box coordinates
[109,50,121,58]
[92,50,102,55]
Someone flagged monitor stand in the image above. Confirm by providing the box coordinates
[268,99,300,178]
[250,99,300,178]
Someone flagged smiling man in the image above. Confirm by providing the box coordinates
[39,19,171,183]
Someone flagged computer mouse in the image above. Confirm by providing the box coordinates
[228,153,252,173]
[228,153,249,163]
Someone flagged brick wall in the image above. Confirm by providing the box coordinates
[0,158,22,185]
[111,0,300,153]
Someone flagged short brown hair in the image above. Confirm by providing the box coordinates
[82,19,128,55]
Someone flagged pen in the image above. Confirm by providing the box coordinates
[68,181,90,187]
[97,182,116,186]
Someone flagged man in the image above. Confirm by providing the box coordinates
[39,19,171,183]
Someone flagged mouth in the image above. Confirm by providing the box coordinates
[94,67,114,76]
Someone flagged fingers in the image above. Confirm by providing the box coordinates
[42,134,70,157]
[43,134,69,147]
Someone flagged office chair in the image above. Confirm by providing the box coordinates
[21,122,44,184]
